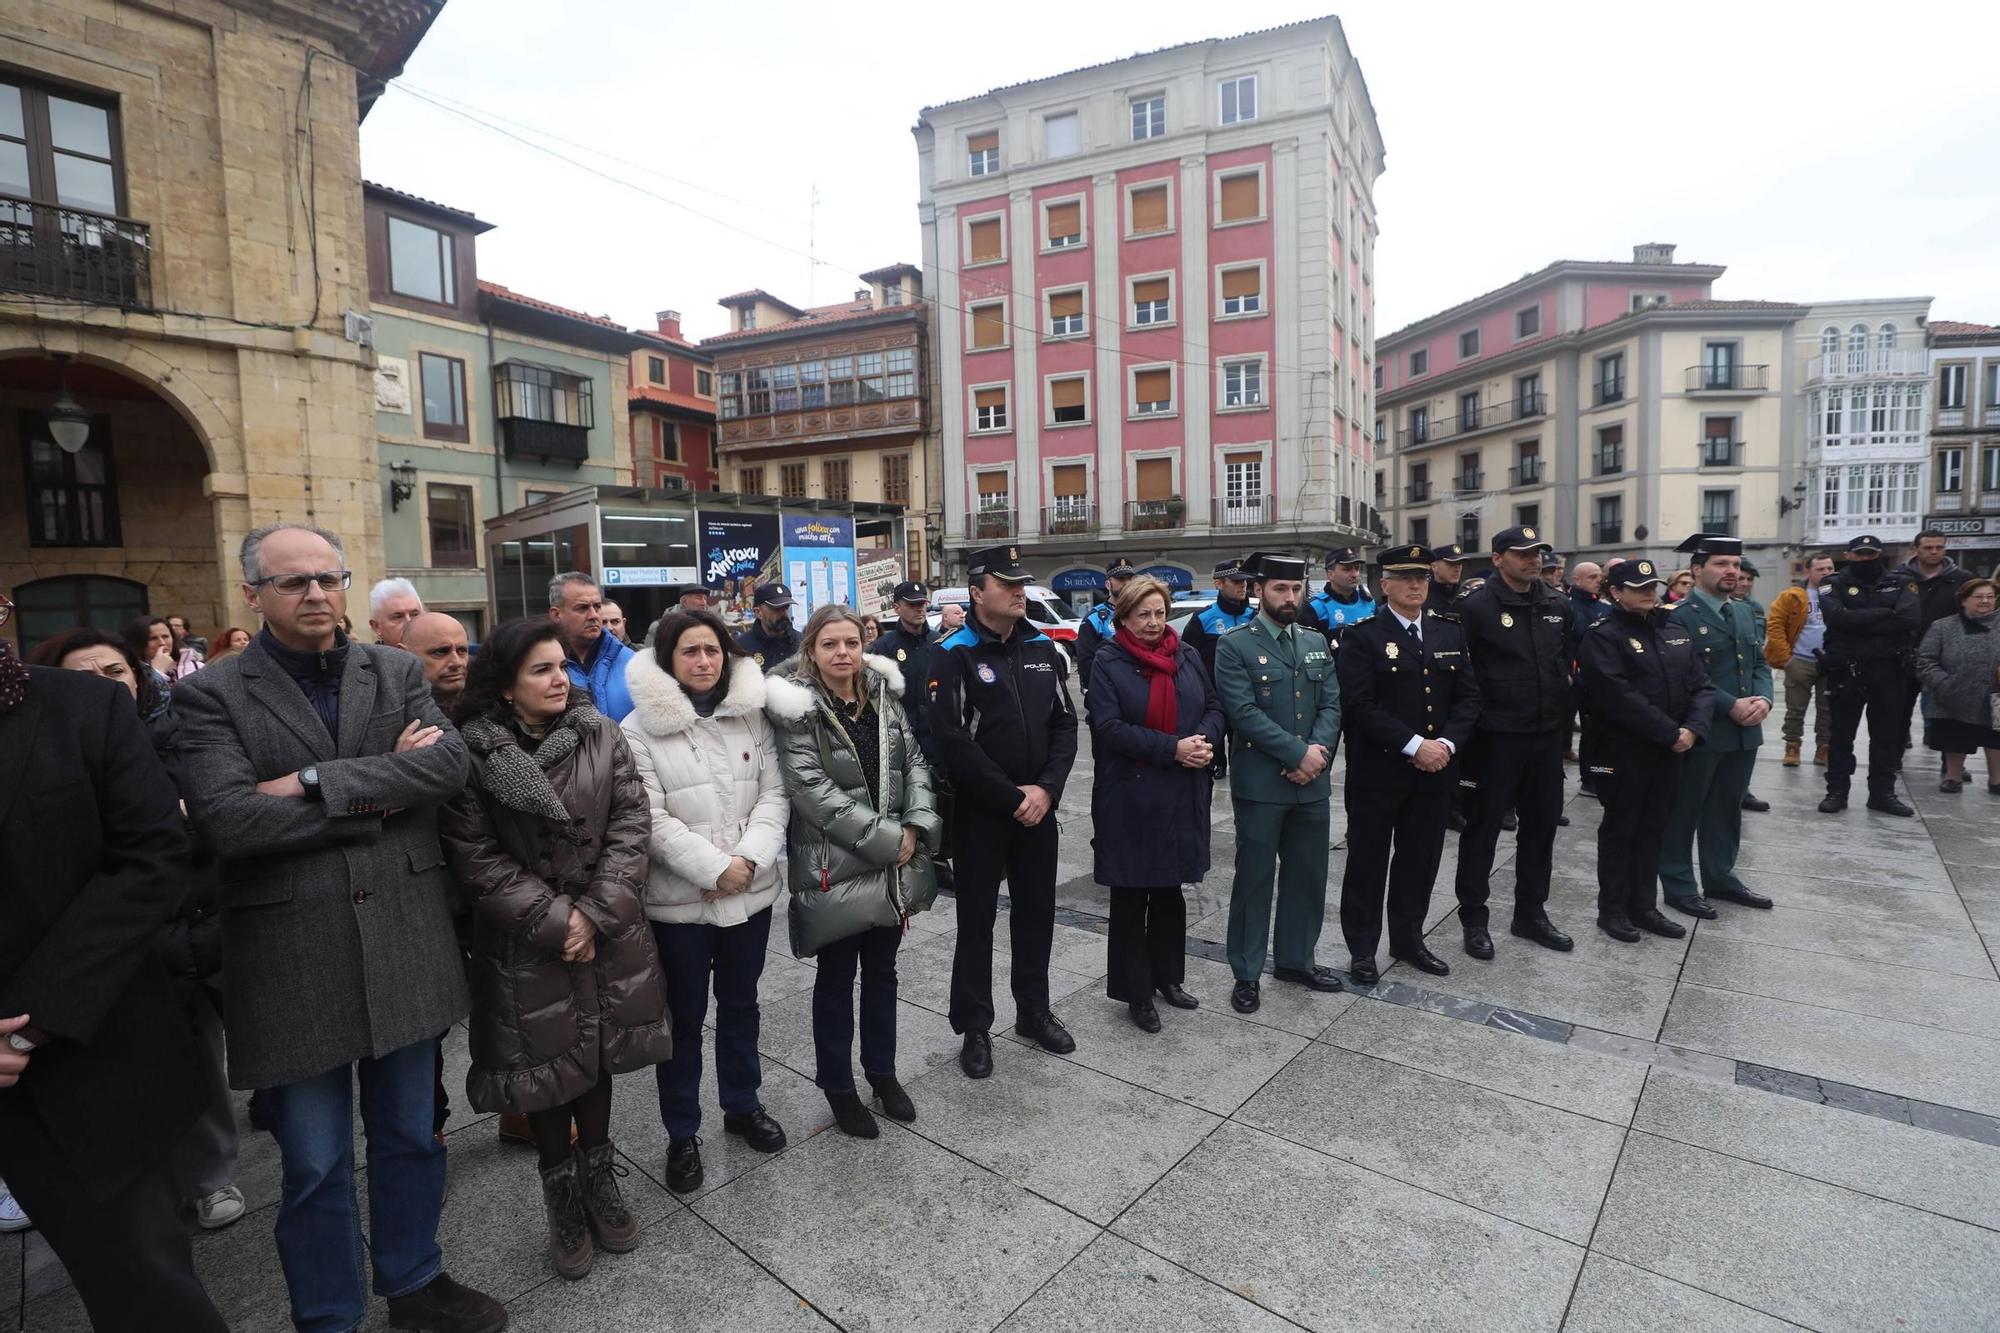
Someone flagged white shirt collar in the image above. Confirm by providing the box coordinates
[1393,608,1422,635]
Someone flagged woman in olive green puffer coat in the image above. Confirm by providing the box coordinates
[763,605,941,1139]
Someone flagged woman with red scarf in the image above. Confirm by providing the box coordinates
[1084,575,1226,1032]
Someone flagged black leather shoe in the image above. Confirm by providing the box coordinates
[1463,926,1496,960]
[959,1030,993,1079]
[1500,811,1519,831]
[386,1272,507,1333]
[1155,983,1199,1010]
[1597,915,1642,943]
[1230,980,1261,1013]
[1740,792,1771,813]
[665,1136,703,1195]
[1633,908,1687,939]
[722,1107,786,1153]
[1389,945,1451,977]
[1128,1000,1162,1033]
[1709,884,1773,910]
[1866,794,1914,817]
[1510,916,1574,951]
[1273,965,1345,993]
[1665,895,1718,920]
[1447,810,1467,832]
[1556,813,1571,826]
[1348,957,1380,986]
[867,1075,917,1123]
[1818,793,1848,813]
[1014,1010,1076,1054]
[824,1090,879,1139]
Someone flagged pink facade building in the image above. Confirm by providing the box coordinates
[916,18,1384,596]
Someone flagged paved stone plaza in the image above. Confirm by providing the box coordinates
[8,716,1999,1332]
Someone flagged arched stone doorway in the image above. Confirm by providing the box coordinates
[0,354,224,653]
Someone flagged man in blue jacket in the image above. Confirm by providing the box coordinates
[549,571,636,721]
[1075,559,1136,693]
[1300,548,1375,643]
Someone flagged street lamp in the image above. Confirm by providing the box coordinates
[389,459,418,512]
[46,358,92,454]
[1778,479,1809,516]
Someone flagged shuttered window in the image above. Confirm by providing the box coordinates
[970,302,1006,349]
[1047,289,1083,336]
[1133,368,1172,415]
[974,387,1009,431]
[1130,185,1169,234]
[1132,278,1171,326]
[1050,377,1087,424]
[1051,463,1087,497]
[1135,457,1173,501]
[977,470,1009,496]
[1220,266,1262,315]
[967,217,1003,264]
[1218,172,1260,223]
[968,131,999,176]
[1046,200,1082,247]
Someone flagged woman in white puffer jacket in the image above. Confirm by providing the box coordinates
[620,609,790,1197]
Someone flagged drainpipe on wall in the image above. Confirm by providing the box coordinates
[485,316,505,626]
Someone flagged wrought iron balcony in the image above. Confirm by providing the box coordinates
[499,417,590,464]
[1395,392,1547,448]
[1593,379,1626,406]
[1124,498,1185,532]
[973,507,1016,540]
[1214,495,1276,528]
[1592,524,1623,545]
[1405,481,1432,503]
[1509,460,1544,486]
[1453,470,1483,493]
[0,193,154,308]
[1686,364,1769,392]
[1594,449,1625,476]
[1043,501,1096,536]
[1699,438,1746,467]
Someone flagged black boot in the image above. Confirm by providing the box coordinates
[385,1274,508,1333]
[867,1074,916,1123]
[826,1089,880,1139]
[665,1136,703,1195]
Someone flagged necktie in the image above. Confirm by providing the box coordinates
[1406,619,1422,647]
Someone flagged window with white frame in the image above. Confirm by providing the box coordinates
[1900,463,1920,517]
[1865,463,1889,515]
[1847,325,1868,375]
[1044,111,1079,159]
[1939,448,1965,493]
[1821,467,1841,518]
[965,214,1006,266]
[1221,451,1266,523]
[1876,323,1898,363]
[1132,366,1173,416]
[1700,488,1738,536]
[1046,288,1085,338]
[1987,363,2000,406]
[1131,94,1164,141]
[1459,329,1480,359]
[1215,169,1262,225]
[1409,348,1429,376]
[1127,182,1172,236]
[1221,358,1265,409]
[1820,327,1841,361]
[1131,276,1171,326]
[973,385,1009,431]
[1940,364,1968,409]
[1982,446,2000,493]
[1219,75,1257,124]
[1048,375,1089,426]
[968,299,1008,351]
[968,131,999,176]
[1515,305,1541,339]
[1218,264,1263,316]
[1043,197,1083,249]
[1823,388,1842,439]
[1629,292,1667,312]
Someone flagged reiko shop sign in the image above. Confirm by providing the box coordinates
[780,514,858,628]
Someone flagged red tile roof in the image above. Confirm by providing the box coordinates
[717,289,804,316]
[477,280,626,330]
[629,383,715,415]
[1931,320,2000,337]
[631,327,709,356]
[701,297,917,347]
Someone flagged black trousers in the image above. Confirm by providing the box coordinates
[1827,659,1907,799]
[0,1101,227,1333]
[1593,732,1680,922]
[1576,697,1601,790]
[1340,784,1451,960]
[812,924,901,1092]
[1105,886,1186,1003]
[950,809,1058,1034]
[1454,728,1566,928]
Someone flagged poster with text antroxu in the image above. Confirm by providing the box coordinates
[780,514,858,630]
[699,512,782,621]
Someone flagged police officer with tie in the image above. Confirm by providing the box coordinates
[1453,525,1576,959]
[1817,533,1922,816]
[1658,533,1776,917]
[1074,558,1136,694]
[931,546,1079,1079]
[1213,552,1345,1013]
[1301,548,1375,643]
[1576,559,1716,941]
[1336,545,1480,982]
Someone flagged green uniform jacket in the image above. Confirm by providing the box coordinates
[1213,617,1342,804]
[1668,588,1771,752]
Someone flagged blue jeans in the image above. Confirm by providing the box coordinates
[812,924,901,1092]
[261,1039,445,1333]
[651,908,771,1141]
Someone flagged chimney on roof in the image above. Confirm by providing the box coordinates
[1633,243,1676,265]
[855,287,872,305]
[656,310,682,339]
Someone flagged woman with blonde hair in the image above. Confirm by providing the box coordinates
[765,605,942,1138]
[1084,575,1224,1031]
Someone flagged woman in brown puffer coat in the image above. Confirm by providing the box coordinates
[440,618,671,1282]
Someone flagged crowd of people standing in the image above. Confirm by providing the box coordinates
[3,516,1994,1333]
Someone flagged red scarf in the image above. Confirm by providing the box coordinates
[1113,624,1181,732]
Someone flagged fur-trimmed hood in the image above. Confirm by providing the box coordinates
[623,650,767,738]
[764,654,904,727]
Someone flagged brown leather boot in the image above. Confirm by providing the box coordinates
[1783,742,1801,767]
[580,1143,641,1253]
[539,1152,594,1280]
[1814,745,1829,766]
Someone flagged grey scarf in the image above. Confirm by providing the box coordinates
[461,703,604,823]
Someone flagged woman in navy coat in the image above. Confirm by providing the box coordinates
[1086,575,1226,1032]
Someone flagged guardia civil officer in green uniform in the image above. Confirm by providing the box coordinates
[1659,533,1775,918]
[1213,551,1345,1014]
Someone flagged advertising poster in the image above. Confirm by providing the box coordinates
[856,556,904,612]
[699,512,782,621]
[779,514,858,630]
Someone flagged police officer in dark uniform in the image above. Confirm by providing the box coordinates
[1074,558,1136,694]
[1300,548,1375,642]
[1453,525,1576,958]
[930,546,1079,1079]
[1336,544,1480,982]
[866,581,937,759]
[1575,559,1716,942]
[1425,543,1468,616]
[735,582,801,672]
[1817,533,1922,815]
[1181,558,1256,782]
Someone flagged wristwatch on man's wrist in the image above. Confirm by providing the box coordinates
[299,766,323,801]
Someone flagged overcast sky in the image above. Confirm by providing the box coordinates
[359,0,2000,343]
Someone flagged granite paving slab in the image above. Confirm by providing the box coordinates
[1682,933,2000,1036]
[1731,838,1956,891]
[1558,1254,1802,1333]
[606,1044,836,1200]
[1411,922,1677,1039]
[1693,899,1996,980]
[1175,951,1356,1038]
[993,1233,1299,1333]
